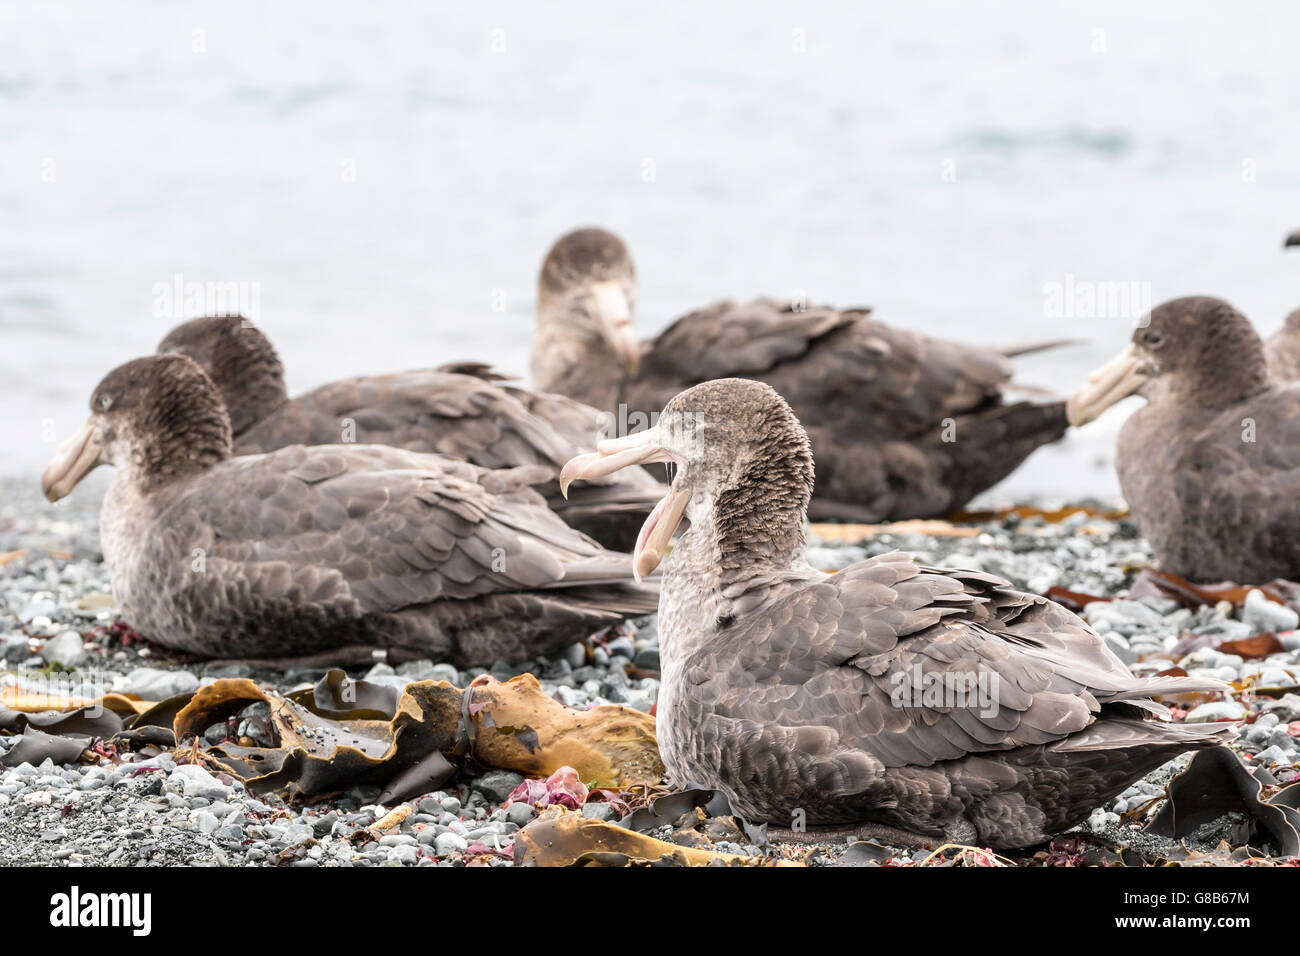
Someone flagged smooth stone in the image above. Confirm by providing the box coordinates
[556,686,586,708]
[396,659,437,680]
[1243,589,1300,635]
[116,668,199,699]
[473,770,523,804]
[390,845,419,865]
[283,823,314,844]
[434,832,468,856]
[580,803,619,822]
[0,634,29,660]
[504,803,535,827]
[1254,745,1291,765]
[428,663,460,685]
[606,636,635,659]
[1264,695,1300,722]
[40,630,86,667]
[1185,701,1247,723]
[168,765,230,799]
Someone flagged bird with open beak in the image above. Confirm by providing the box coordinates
[562,425,689,582]
[1067,296,1300,581]
[560,376,1232,849]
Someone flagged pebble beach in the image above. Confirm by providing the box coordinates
[5,476,1297,867]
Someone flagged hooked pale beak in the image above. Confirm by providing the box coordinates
[560,426,688,581]
[41,419,103,502]
[586,281,641,375]
[1066,342,1150,427]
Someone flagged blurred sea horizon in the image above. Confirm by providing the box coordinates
[3,1,1299,504]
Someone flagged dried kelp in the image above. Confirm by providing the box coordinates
[514,806,796,867]
[1145,746,1300,857]
[0,670,659,805]
[460,674,663,787]
[0,699,134,768]
[618,786,767,845]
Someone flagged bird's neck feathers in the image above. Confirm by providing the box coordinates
[712,432,814,581]
[128,388,233,493]
[1168,319,1271,411]
[532,304,627,410]
[210,335,288,436]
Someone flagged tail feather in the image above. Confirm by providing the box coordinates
[1051,717,1237,753]
[1114,675,1232,699]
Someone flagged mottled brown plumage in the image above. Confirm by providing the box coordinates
[561,378,1231,849]
[533,227,1069,521]
[1070,296,1300,582]
[156,316,287,437]
[158,315,664,550]
[42,355,657,665]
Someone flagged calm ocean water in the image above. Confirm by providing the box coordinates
[3,2,1299,503]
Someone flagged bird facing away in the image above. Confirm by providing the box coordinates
[532,227,1071,522]
[157,315,664,551]
[1068,296,1300,582]
[41,354,657,666]
[561,377,1230,849]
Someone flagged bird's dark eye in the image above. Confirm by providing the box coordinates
[1144,331,1164,348]
[99,395,112,410]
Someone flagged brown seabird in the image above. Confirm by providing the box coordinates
[157,315,663,551]
[560,377,1231,849]
[41,354,657,665]
[1068,295,1300,582]
[531,227,1071,522]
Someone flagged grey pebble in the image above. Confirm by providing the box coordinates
[505,803,535,827]
[434,832,468,856]
[474,770,524,804]
[40,630,86,667]
[116,667,199,699]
